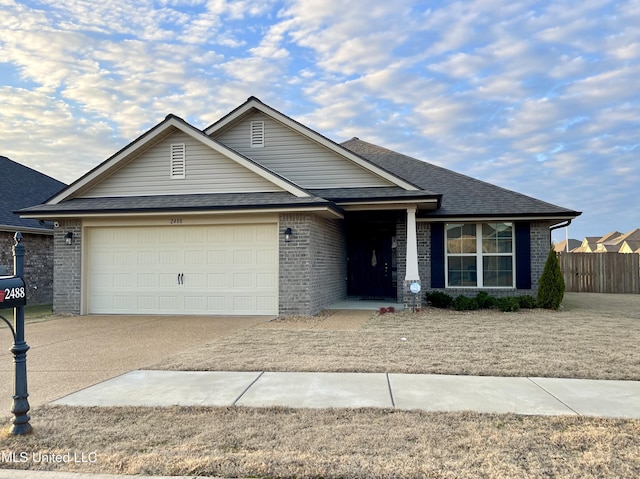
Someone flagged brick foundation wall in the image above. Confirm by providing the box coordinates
[0,231,54,305]
[52,220,82,314]
[278,213,346,316]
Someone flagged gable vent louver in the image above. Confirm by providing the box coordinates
[170,143,186,179]
[251,121,265,148]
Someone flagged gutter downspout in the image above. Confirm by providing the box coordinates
[549,219,572,247]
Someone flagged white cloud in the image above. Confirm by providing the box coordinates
[0,0,639,239]
[0,87,117,183]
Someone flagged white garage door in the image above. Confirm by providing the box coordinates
[86,224,278,315]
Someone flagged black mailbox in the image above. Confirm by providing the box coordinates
[0,275,26,309]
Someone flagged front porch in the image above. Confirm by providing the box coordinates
[327,299,405,311]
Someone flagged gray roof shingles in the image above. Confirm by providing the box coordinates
[340,138,580,218]
[16,131,580,221]
[1,156,66,231]
[18,192,337,215]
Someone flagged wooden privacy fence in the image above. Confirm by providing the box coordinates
[558,252,640,293]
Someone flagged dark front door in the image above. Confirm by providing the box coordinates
[347,220,397,299]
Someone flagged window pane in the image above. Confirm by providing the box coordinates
[482,223,512,253]
[483,256,513,287]
[447,224,476,253]
[448,256,477,287]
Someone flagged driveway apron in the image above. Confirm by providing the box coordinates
[0,315,270,417]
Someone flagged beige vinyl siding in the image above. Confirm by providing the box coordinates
[214,112,394,189]
[80,131,283,198]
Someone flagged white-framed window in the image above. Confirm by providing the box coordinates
[170,143,186,179]
[445,222,514,288]
[251,121,265,147]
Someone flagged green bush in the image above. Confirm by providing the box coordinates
[517,295,537,309]
[425,291,454,309]
[537,247,565,310]
[495,297,521,312]
[453,295,479,311]
[475,291,496,309]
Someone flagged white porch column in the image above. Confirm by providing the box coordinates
[405,206,420,281]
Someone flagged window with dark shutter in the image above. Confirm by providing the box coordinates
[515,222,532,289]
[431,223,446,288]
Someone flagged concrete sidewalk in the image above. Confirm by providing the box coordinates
[52,370,640,418]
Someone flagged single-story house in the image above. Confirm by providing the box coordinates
[19,97,581,316]
[1,156,66,304]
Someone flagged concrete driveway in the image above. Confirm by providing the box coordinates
[0,314,270,417]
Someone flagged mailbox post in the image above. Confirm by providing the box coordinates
[0,232,31,434]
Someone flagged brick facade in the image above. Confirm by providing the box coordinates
[278,213,346,316]
[52,220,82,314]
[0,231,54,305]
[47,215,554,316]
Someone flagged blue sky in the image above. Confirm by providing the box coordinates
[1,0,639,243]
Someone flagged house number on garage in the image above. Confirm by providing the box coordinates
[169,218,183,224]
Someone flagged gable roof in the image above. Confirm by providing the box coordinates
[47,114,310,205]
[0,156,66,233]
[341,138,581,220]
[610,228,640,245]
[597,231,623,244]
[620,240,640,253]
[554,239,581,252]
[205,97,419,191]
[19,98,581,223]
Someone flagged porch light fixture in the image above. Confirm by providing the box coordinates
[64,232,74,245]
[284,227,292,243]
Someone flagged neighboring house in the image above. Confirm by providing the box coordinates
[571,237,600,253]
[19,97,581,316]
[572,229,640,254]
[0,157,66,304]
[619,240,640,254]
[554,239,580,253]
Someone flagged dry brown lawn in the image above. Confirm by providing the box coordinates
[1,406,639,478]
[152,293,640,380]
[1,293,639,478]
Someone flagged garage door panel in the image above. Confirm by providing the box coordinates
[256,249,276,265]
[137,296,158,310]
[256,273,277,288]
[159,251,178,264]
[207,250,227,264]
[185,250,206,264]
[159,296,178,310]
[136,229,158,244]
[257,296,277,311]
[184,295,206,311]
[112,295,135,310]
[137,251,158,266]
[187,273,206,287]
[233,296,254,311]
[114,273,134,287]
[207,296,227,311]
[207,273,228,288]
[233,250,254,265]
[87,224,278,315]
[137,273,157,288]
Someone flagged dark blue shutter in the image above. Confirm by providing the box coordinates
[431,223,445,288]
[515,222,531,289]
